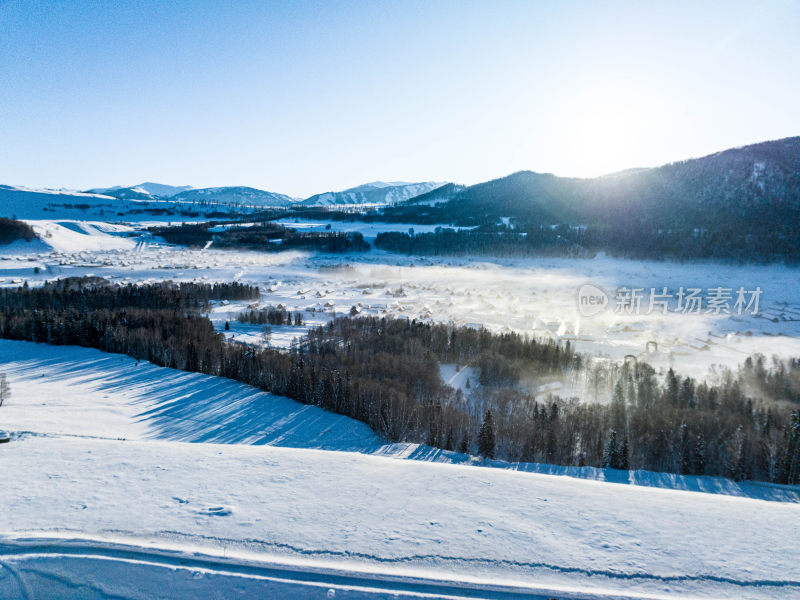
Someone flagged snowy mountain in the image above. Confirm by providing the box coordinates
[301,181,447,207]
[88,182,194,200]
[402,182,467,205]
[169,186,298,207]
[87,185,154,201]
[0,182,298,220]
[342,181,414,193]
[87,183,296,207]
[135,182,194,197]
[431,137,800,225]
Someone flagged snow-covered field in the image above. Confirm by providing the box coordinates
[3,218,800,379]
[2,219,800,598]
[1,340,799,599]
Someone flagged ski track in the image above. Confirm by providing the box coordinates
[1,536,797,600]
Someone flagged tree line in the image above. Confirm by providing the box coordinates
[150,221,369,253]
[0,218,37,246]
[0,278,797,483]
[238,305,303,326]
[374,227,591,258]
[0,277,258,313]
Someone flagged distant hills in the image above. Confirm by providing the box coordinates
[300,181,447,207]
[88,183,193,199]
[0,179,450,220]
[2,136,799,260]
[169,186,297,207]
[421,137,800,229]
[86,180,449,208]
[88,183,297,207]
[0,185,120,220]
[376,137,800,261]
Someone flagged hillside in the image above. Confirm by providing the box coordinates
[88,182,194,198]
[402,182,467,205]
[377,137,800,261]
[85,183,297,208]
[0,339,798,599]
[0,185,123,220]
[169,186,297,207]
[302,181,447,206]
[432,138,796,223]
[443,137,800,224]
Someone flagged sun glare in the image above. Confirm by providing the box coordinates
[561,83,668,177]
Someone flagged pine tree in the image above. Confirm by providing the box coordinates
[779,411,800,484]
[610,381,626,432]
[620,437,630,470]
[459,429,470,455]
[444,426,455,451]
[692,432,706,475]
[477,409,496,459]
[680,377,696,408]
[604,429,619,468]
[666,368,679,406]
[679,423,691,475]
[729,425,748,481]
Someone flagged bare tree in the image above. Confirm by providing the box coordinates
[0,374,10,407]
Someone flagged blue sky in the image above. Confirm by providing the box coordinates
[1,0,799,197]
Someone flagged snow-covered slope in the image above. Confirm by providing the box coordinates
[0,339,798,598]
[88,184,295,207]
[0,340,377,450]
[343,181,415,192]
[0,220,139,254]
[87,185,156,201]
[169,186,298,207]
[1,434,797,599]
[301,181,447,207]
[133,182,194,197]
[88,183,192,199]
[0,185,122,220]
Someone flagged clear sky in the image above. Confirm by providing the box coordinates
[1,0,799,198]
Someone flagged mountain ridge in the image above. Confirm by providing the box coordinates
[301,181,447,207]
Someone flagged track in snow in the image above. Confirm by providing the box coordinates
[0,538,648,600]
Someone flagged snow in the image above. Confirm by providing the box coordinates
[0,538,577,600]
[0,340,378,450]
[301,182,447,207]
[132,182,195,197]
[0,339,799,597]
[3,218,800,381]
[6,338,796,502]
[25,220,138,253]
[0,185,123,220]
[1,436,798,599]
[439,363,478,397]
[1,217,800,596]
[0,184,292,220]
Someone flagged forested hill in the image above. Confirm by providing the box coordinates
[443,137,800,225]
[382,137,800,261]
